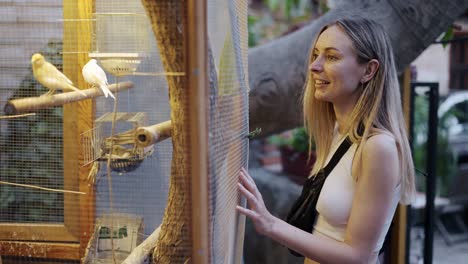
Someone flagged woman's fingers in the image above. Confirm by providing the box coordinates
[236,205,256,218]
[237,167,275,236]
[237,182,259,219]
[241,167,255,184]
[239,170,252,187]
[238,167,265,213]
[238,168,266,210]
[238,182,257,206]
[239,170,260,197]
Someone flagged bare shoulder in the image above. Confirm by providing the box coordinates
[352,130,400,182]
[360,132,400,186]
[363,132,397,157]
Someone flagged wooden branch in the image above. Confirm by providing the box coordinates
[4,82,134,115]
[135,120,172,148]
[122,226,161,264]
[81,221,98,264]
[0,113,36,119]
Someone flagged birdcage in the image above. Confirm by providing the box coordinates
[0,0,249,263]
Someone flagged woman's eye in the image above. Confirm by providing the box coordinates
[311,53,318,61]
[327,55,338,61]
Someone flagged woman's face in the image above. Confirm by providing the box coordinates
[309,25,367,107]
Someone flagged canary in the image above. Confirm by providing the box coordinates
[82,59,115,99]
[31,53,86,96]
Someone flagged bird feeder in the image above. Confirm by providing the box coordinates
[89,2,150,76]
[82,112,153,173]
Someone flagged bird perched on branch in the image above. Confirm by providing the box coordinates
[31,53,86,96]
[82,59,115,99]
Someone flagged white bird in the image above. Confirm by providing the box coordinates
[82,59,115,99]
[31,53,86,96]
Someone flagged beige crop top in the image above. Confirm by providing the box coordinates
[312,128,401,252]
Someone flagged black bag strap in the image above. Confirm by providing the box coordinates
[302,136,353,190]
[319,122,364,178]
[320,136,353,177]
[286,135,353,257]
[322,122,364,176]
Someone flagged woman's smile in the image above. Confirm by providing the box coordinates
[314,79,330,89]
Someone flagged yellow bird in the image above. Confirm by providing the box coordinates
[31,53,86,96]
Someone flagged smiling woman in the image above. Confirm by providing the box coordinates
[237,17,415,264]
[309,25,377,117]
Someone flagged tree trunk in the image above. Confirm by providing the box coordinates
[248,0,468,137]
[141,1,191,263]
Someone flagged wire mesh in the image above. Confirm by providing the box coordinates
[0,0,169,262]
[90,0,175,263]
[0,4,65,227]
[0,1,79,262]
[207,0,250,263]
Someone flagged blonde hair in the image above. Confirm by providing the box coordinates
[303,18,415,204]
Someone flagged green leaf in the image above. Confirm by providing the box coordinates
[247,128,262,139]
[440,27,454,49]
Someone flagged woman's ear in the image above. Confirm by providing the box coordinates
[361,59,379,83]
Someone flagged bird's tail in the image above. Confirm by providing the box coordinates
[67,84,87,96]
[101,84,115,100]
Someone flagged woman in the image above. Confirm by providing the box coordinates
[237,18,415,264]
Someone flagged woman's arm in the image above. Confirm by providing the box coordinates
[237,134,400,264]
[237,168,363,264]
[343,134,400,257]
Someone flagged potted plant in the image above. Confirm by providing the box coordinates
[268,127,316,185]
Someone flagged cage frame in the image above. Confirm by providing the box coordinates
[187,0,209,263]
[0,0,215,262]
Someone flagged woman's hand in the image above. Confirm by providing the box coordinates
[236,167,276,236]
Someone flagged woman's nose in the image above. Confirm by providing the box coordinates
[309,59,323,73]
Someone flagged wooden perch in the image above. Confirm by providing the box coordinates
[4,82,134,115]
[0,113,36,119]
[122,226,161,264]
[135,120,172,148]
